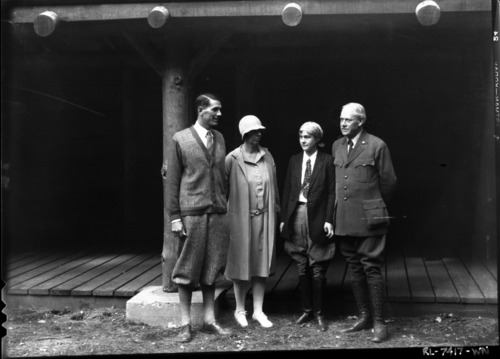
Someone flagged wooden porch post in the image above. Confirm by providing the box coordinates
[161,41,190,292]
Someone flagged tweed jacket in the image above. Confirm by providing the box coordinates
[280,150,336,244]
[165,126,227,221]
[332,130,397,237]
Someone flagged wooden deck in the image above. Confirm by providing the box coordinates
[3,242,497,316]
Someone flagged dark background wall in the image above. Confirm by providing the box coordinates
[1,12,496,262]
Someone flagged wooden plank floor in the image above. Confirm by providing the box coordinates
[3,245,497,306]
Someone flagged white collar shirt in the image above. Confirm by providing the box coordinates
[194,121,211,148]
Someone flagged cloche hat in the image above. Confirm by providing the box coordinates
[239,115,266,139]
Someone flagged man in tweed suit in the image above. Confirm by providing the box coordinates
[166,93,232,343]
[332,103,397,343]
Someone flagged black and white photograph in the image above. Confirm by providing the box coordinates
[1,0,499,357]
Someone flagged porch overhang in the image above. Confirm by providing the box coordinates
[8,0,492,24]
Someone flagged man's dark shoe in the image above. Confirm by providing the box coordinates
[201,321,232,335]
[341,312,373,333]
[174,324,192,343]
[371,322,388,343]
[296,311,313,325]
[316,314,328,332]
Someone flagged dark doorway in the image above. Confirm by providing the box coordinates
[2,11,495,263]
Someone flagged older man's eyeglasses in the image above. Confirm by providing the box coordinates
[339,117,356,124]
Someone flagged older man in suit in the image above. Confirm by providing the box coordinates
[280,122,336,332]
[332,103,397,343]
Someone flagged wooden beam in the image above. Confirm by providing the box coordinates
[123,31,164,77]
[188,32,232,80]
[9,0,491,24]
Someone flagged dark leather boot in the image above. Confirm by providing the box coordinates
[368,280,388,343]
[296,275,313,325]
[341,279,373,333]
[313,278,328,332]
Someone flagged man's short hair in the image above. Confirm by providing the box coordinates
[195,93,220,112]
[341,102,366,122]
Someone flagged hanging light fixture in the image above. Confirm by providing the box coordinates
[415,0,441,26]
[148,6,170,29]
[34,10,59,37]
[282,3,303,27]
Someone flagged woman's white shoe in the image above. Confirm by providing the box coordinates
[252,312,273,328]
[234,310,248,327]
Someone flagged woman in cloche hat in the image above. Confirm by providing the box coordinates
[224,115,280,328]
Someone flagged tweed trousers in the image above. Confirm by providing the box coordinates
[172,213,229,287]
[284,204,335,280]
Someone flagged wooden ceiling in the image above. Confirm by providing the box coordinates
[2,1,493,76]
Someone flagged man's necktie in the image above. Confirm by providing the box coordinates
[301,159,312,198]
[347,139,353,155]
[206,131,213,152]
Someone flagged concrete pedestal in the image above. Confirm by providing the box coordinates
[126,282,232,329]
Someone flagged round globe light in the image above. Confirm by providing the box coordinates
[282,3,303,27]
[416,0,441,26]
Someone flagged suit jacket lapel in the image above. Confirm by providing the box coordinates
[338,137,349,163]
[294,152,304,187]
[308,152,324,189]
[346,130,367,165]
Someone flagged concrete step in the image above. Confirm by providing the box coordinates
[126,280,233,329]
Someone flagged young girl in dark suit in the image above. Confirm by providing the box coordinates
[280,122,336,332]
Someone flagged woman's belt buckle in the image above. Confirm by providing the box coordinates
[250,208,267,217]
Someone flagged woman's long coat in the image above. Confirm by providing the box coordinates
[224,146,280,280]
